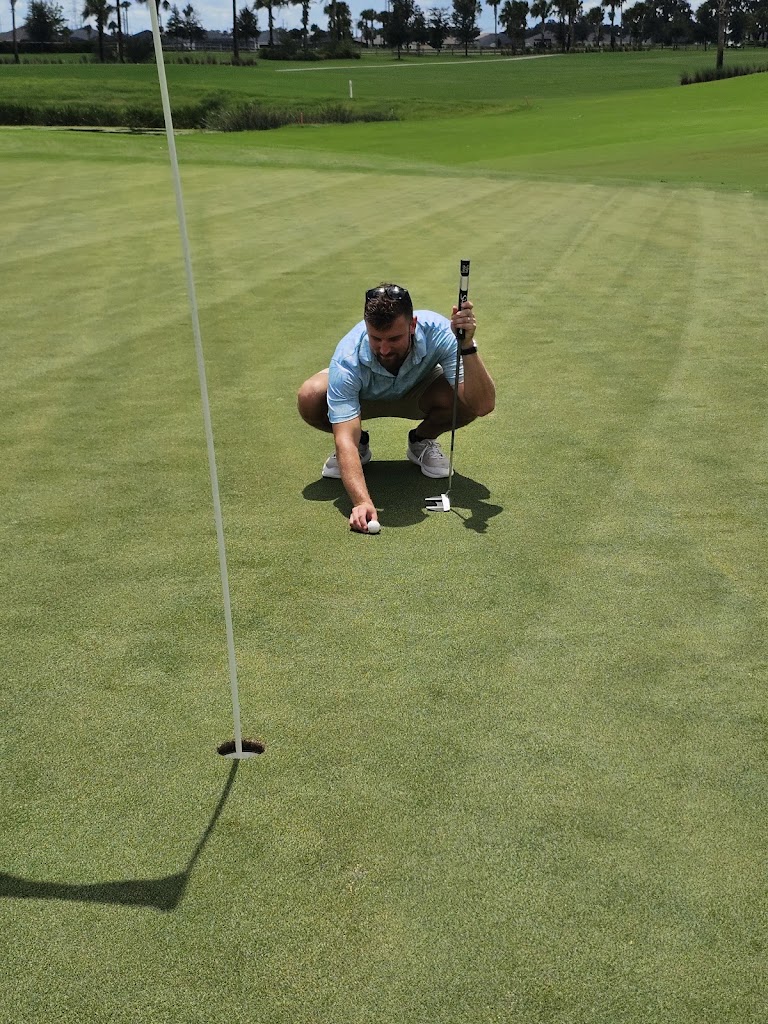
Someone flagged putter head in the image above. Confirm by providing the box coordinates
[425,492,451,512]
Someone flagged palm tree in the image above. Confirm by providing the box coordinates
[529,0,552,43]
[82,0,115,60]
[10,0,20,62]
[552,0,567,46]
[136,0,172,31]
[563,0,581,48]
[586,2,603,42]
[621,0,642,43]
[715,0,733,68]
[487,0,501,39]
[114,0,125,60]
[499,0,529,48]
[324,0,352,40]
[358,5,378,44]
[289,0,314,49]
[601,0,615,46]
[255,0,284,45]
[232,0,240,60]
[747,0,768,45]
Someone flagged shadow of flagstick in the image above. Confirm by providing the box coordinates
[0,763,240,913]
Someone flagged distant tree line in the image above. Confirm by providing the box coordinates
[483,0,768,53]
[622,0,768,50]
[10,0,768,66]
[354,0,768,56]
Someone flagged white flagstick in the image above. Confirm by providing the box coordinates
[148,6,259,760]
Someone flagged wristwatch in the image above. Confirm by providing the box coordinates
[460,344,478,356]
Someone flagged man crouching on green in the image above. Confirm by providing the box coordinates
[297,283,495,533]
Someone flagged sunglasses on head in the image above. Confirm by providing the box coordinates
[364,285,411,304]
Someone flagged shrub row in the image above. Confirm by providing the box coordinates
[257,42,361,60]
[0,40,93,54]
[0,97,224,129]
[168,54,259,65]
[257,46,320,61]
[0,44,363,65]
[0,56,92,63]
[0,36,153,61]
[205,102,397,131]
[0,98,397,131]
[681,63,768,84]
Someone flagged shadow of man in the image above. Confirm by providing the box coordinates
[0,763,240,913]
[302,462,503,534]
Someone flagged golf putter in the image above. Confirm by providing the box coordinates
[426,259,470,513]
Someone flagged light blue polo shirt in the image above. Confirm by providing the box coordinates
[327,310,462,424]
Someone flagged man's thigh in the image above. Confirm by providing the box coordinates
[417,369,474,422]
[361,366,444,421]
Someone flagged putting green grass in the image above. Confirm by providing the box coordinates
[1,53,766,1024]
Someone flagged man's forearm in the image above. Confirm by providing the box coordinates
[338,443,373,507]
[461,349,496,416]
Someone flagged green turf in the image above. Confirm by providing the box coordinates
[2,48,768,119]
[1,50,766,1024]
[189,72,767,192]
[2,66,766,193]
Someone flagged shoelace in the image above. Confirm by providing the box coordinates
[414,439,445,460]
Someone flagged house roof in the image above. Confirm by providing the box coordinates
[476,32,512,47]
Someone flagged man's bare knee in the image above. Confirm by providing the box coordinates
[297,380,316,420]
[298,373,331,430]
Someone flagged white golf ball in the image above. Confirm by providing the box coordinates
[367,520,381,534]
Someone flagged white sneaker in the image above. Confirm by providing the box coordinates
[321,440,372,479]
[407,436,450,479]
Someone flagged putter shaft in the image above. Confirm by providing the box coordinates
[425,259,469,513]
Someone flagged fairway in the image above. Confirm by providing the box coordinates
[4,47,768,120]
[1,49,766,1024]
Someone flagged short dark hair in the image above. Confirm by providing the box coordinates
[363,283,413,330]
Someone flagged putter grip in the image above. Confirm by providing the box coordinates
[457,259,470,342]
